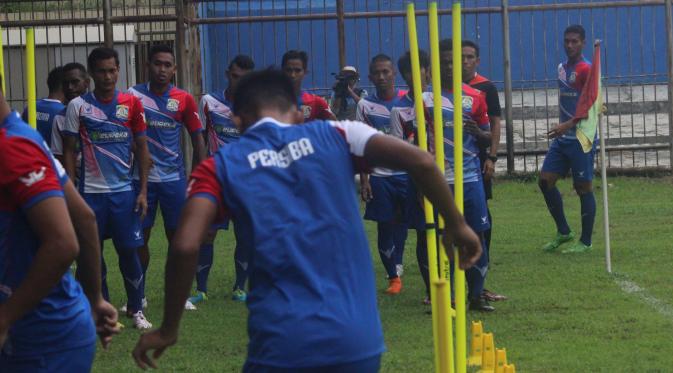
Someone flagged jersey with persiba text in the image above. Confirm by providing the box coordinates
[62,91,147,193]
[200,91,239,155]
[356,89,408,177]
[128,84,202,182]
[558,56,591,141]
[187,118,384,368]
[422,84,490,184]
[0,111,95,356]
[22,98,65,147]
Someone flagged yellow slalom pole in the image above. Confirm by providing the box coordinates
[451,3,467,373]
[429,3,455,373]
[406,4,442,372]
[26,28,37,128]
[0,26,5,94]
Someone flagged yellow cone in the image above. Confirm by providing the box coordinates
[467,321,483,366]
[495,348,508,373]
[504,364,516,373]
[479,333,495,373]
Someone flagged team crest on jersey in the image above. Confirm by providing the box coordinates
[569,72,576,84]
[301,105,312,119]
[462,96,474,111]
[558,65,566,81]
[116,105,129,120]
[167,98,180,112]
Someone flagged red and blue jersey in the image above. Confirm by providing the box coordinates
[62,91,147,193]
[187,118,384,367]
[558,56,591,140]
[389,93,416,142]
[128,84,202,182]
[0,112,94,356]
[356,89,408,177]
[22,98,65,148]
[200,91,239,155]
[422,84,490,184]
[298,91,334,121]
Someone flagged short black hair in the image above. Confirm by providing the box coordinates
[564,24,586,40]
[281,50,308,69]
[397,50,429,75]
[228,54,255,71]
[87,47,119,72]
[46,66,64,93]
[148,44,174,62]
[62,62,88,77]
[462,40,480,57]
[233,69,297,117]
[369,53,393,71]
[439,38,453,53]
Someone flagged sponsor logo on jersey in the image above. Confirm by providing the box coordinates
[167,98,180,112]
[19,166,46,187]
[247,137,315,169]
[215,126,239,136]
[90,130,130,143]
[36,111,50,122]
[116,105,129,120]
[149,120,177,129]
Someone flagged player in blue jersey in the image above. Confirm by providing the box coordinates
[128,45,207,311]
[539,25,596,254]
[132,69,482,372]
[50,62,90,163]
[357,54,409,295]
[191,55,255,305]
[62,47,153,329]
[22,66,65,146]
[0,82,119,371]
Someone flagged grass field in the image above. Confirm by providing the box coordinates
[92,176,673,372]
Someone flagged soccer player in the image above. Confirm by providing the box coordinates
[127,45,206,309]
[62,47,153,329]
[50,62,90,163]
[461,40,507,302]
[132,69,482,372]
[281,49,337,121]
[22,66,65,146]
[0,81,118,370]
[357,54,409,294]
[539,25,595,254]
[420,39,493,312]
[192,54,255,304]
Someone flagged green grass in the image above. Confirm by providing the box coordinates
[92,176,673,372]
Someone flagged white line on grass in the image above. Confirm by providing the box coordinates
[615,277,673,319]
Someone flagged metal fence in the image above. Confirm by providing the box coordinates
[2,0,672,174]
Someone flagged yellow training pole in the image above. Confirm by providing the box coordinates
[451,3,467,373]
[429,3,455,373]
[26,28,37,128]
[0,26,5,94]
[406,4,442,372]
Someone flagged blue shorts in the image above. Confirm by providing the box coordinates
[243,354,381,373]
[363,174,409,223]
[84,191,144,248]
[541,138,596,182]
[409,181,490,234]
[134,179,187,231]
[0,342,95,372]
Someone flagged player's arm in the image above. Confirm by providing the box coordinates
[62,101,80,179]
[354,102,372,202]
[132,98,151,219]
[185,94,207,167]
[133,159,221,369]
[364,133,481,268]
[62,179,120,348]
[318,96,337,121]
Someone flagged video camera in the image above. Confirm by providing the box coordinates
[331,70,359,97]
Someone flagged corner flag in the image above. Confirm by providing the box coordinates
[575,42,602,153]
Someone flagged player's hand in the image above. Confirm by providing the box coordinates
[463,119,482,137]
[360,180,373,202]
[441,222,482,270]
[547,120,573,139]
[91,298,120,349]
[0,311,9,351]
[483,158,495,182]
[132,328,177,370]
[135,192,148,220]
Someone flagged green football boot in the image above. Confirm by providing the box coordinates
[562,241,593,254]
[541,231,575,252]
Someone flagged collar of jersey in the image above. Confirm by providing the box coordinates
[248,116,292,131]
[1,111,21,127]
[42,98,63,104]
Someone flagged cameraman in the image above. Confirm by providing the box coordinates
[330,66,367,120]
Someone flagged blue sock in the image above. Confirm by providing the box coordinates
[393,223,408,267]
[466,235,489,300]
[101,254,109,302]
[579,192,596,246]
[233,242,250,291]
[377,222,398,279]
[196,243,214,294]
[540,185,571,235]
[116,246,144,313]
